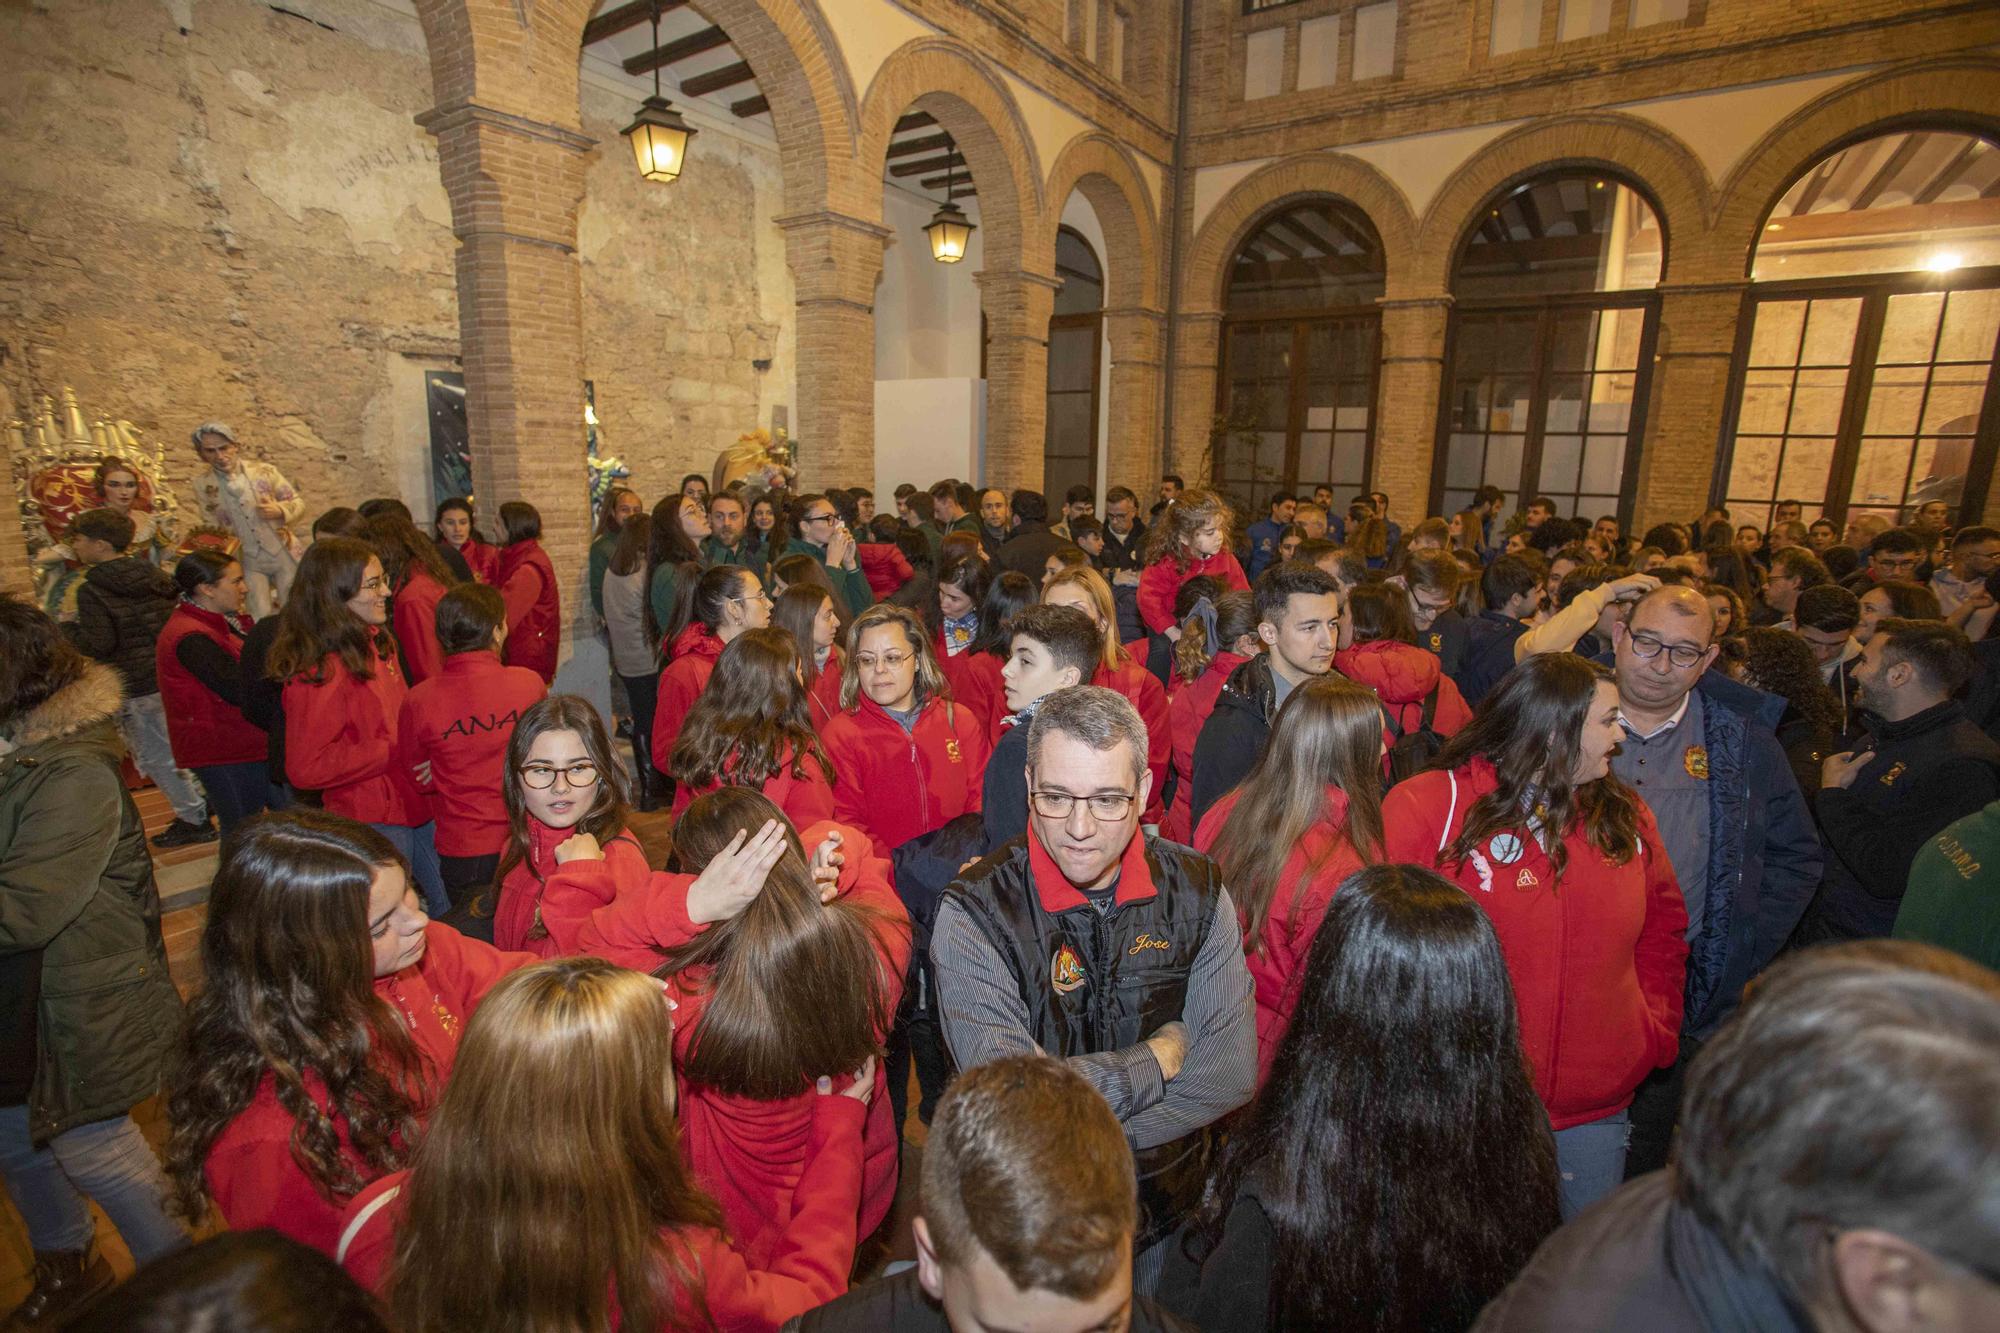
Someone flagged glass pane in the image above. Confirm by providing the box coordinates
[1548,313,1594,373]
[1727,437,1781,500]
[1748,300,1807,366]
[1862,363,1927,436]
[1911,438,1970,514]
[1332,432,1368,486]
[1485,435,1524,488]
[1923,366,1990,434]
[1587,379,1635,433]
[1047,326,1095,392]
[1801,299,1862,365]
[1298,433,1331,482]
[1540,435,1582,491]
[1543,376,1587,432]
[1455,173,1663,299]
[1045,393,1093,453]
[1255,432,1288,481]
[1596,307,1644,371]
[1738,369,1793,434]
[1788,367,1849,435]
[1226,201,1388,313]
[1939,288,2000,363]
[1582,436,1625,493]
[1777,438,1835,504]
[1849,439,1915,510]
[1490,379,1533,433]
[1878,292,1945,364]
[1446,435,1485,487]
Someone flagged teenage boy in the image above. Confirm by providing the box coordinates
[1190,564,1342,829]
[983,605,1102,847]
[1051,484,1096,542]
[1794,584,1863,731]
[66,508,216,846]
[790,1055,1192,1332]
[1452,555,1543,708]
[1841,528,1925,594]
[930,480,982,536]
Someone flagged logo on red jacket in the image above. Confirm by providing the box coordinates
[945,738,962,763]
[1051,944,1086,995]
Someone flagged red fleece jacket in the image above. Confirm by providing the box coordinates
[671,743,837,829]
[821,694,990,851]
[395,651,547,857]
[203,924,538,1255]
[652,623,727,774]
[1162,649,1249,843]
[1383,759,1688,1128]
[1138,550,1249,634]
[282,636,427,826]
[391,568,451,685]
[1334,639,1474,738]
[805,652,844,732]
[940,648,1006,744]
[857,543,914,600]
[496,540,560,684]
[1093,652,1171,825]
[493,821,650,957]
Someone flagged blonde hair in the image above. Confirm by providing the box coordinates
[1042,566,1120,673]
[839,603,950,712]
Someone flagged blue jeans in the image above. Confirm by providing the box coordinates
[192,761,271,835]
[0,1106,186,1262]
[117,693,207,825]
[372,821,447,916]
[1553,1109,1631,1219]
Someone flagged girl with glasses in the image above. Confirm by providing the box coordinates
[494,502,559,686]
[651,565,772,786]
[267,539,446,912]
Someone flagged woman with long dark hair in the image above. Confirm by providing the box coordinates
[598,510,663,800]
[670,628,837,828]
[267,538,445,911]
[165,811,536,1254]
[1194,677,1384,1081]
[1333,582,1474,741]
[770,552,850,626]
[771,584,845,729]
[935,552,989,660]
[337,958,873,1332]
[432,497,498,585]
[1719,627,1844,804]
[1163,865,1562,1330]
[574,789,908,1264]
[494,502,558,685]
[1044,565,1170,823]
[1384,654,1688,1218]
[1162,582,1258,843]
[366,511,459,685]
[650,564,771,778]
[586,485,643,621]
[945,566,1037,745]
[644,492,711,643]
[156,549,270,832]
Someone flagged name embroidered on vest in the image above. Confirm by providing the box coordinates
[441,708,525,739]
[1129,932,1170,954]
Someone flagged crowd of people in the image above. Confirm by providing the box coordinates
[4,429,2000,1332]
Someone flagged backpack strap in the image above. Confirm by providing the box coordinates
[1380,699,1403,740]
[1420,683,1439,732]
[337,1183,401,1265]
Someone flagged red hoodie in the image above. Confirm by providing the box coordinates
[652,623,727,774]
[283,636,428,826]
[1093,652,1171,825]
[1195,786,1368,1085]
[203,924,539,1254]
[940,648,1006,745]
[1334,639,1474,739]
[571,821,910,1265]
[1161,650,1250,843]
[804,652,843,732]
[456,536,501,585]
[1383,759,1688,1129]
[821,693,990,851]
[1138,550,1249,634]
[857,543,914,600]
[336,1095,866,1331]
[671,743,837,829]
[493,822,650,957]
[395,651,548,857]
[497,540,560,684]
[391,568,451,685]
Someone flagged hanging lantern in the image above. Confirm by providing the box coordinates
[924,135,976,263]
[622,2,697,183]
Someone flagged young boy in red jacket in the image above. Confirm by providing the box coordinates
[396,585,549,909]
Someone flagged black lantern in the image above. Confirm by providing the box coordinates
[924,136,976,264]
[623,1,696,183]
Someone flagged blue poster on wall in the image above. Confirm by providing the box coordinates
[425,371,469,503]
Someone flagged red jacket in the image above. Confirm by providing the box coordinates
[1138,550,1249,634]
[154,603,265,768]
[940,648,1006,745]
[497,540,559,684]
[652,623,727,774]
[1195,786,1368,1085]
[391,569,451,685]
[857,543,914,600]
[494,821,650,957]
[1334,639,1474,738]
[395,652,548,857]
[1093,653,1171,825]
[337,1095,866,1331]
[804,653,843,732]
[203,924,537,1254]
[821,693,990,851]
[282,637,427,826]
[573,822,908,1264]
[457,537,501,585]
[1382,759,1688,1128]
[672,743,837,829]
[1161,650,1250,843]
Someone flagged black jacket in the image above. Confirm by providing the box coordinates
[1803,698,2000,941]
[1189,654,1280,832]
[1453,610,1529,707]
[993,521,1070,582]
[788,1270,1192,1333]
[1420,607,1471,679]
[1098,519,1148,573]
[68,557,178,696]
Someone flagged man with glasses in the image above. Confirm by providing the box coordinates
[780,491,874,614]
[932,685,1254,1290]
[1758,546,1829,631]
[1841,527,1925,595]
[1610,586,1822,1180]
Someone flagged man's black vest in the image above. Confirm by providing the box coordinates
[942,834,1223,1246]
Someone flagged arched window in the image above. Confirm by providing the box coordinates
[1216,200,1386,513]
[1044,226,1105,502]
[1717,130,2000,530]
[1433,170,1664,525]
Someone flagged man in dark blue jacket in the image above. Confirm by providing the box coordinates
[1608,586,1822,1177]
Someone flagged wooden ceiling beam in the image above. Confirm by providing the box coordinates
[679,60,755,98]
[890,152,966,179]
[888,133,953,160]
[730,94,769,118]
[623,25,730,76]
[582,0,678,46]
[894,111,937,133]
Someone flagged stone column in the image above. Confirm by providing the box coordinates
[417,103,593,640]
[1103,307,1165,500]
[1168,311,1223,484]
[1374,295,1452,521]
[976,270,1060,494]
[777,211,890,488]
[1631,282,1748,535]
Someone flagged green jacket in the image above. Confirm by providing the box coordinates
[1896,799,2000,972]
[701,535,765,580]
[587,530,620,618]
[780,538,875,614]
[0,664,182,1142]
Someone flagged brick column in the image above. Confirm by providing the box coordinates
[1168,312,1223,484]
[417,102,593,651]
[777,211,890,488]
[976,270,1060,494]
[1631,282,1748,535]
[1103,307,1164,501]
[1374,295,1451,520]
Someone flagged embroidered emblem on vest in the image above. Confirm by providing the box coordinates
[1488,833,1525,865]
[1683,745,1710,780]
[944,739,962,763]
[1129,933,1169,955]
[1880,761,1907,786]
[1051,944,1085,994]
[1515,868,1540,889]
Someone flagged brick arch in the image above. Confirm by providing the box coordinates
[1712,57,2000,283]
[858,38,1045,276]
[1411,113,1714,295]
[410,0,595,131]
[1181,153,1418,314]
[1042,133,1161,310]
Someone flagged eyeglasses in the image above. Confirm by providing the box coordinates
[854,650,914,671]
[518,761,601,790]
[1626,631,1707,669]
[802,511,836,525]
[358,577,389,593]
[729,591,772,606]
[1030,790,1137,820]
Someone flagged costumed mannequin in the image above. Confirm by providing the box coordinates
[188,421,304,618]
